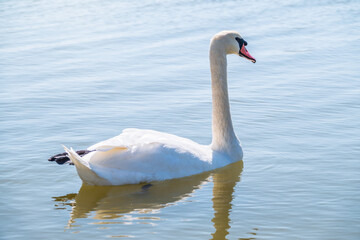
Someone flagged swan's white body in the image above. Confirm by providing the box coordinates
[64,31,255,185]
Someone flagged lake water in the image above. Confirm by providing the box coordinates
[1,0,359,239]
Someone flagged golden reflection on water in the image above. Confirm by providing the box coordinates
[54,161,244,239]
[211,161,242,240]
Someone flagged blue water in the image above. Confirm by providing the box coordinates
[1,0,359,239]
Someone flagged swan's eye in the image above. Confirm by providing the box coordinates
[235,37,246,48]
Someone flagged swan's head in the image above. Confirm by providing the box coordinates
[211,31,256,63]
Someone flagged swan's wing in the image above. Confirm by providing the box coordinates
[88,128,206,154]
[87,128,158,151]
[85,128,212,166]
[71,128,226,185]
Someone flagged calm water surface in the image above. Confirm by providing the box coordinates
[1,0,359,239]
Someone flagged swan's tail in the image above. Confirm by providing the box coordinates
[48,149,92,164]
[63,145,110,185]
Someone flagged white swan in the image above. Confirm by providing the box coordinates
[62,30,256,186]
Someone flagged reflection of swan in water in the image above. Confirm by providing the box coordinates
[54,161,244,239]
[211,162,242,240]
[55,171,213,223]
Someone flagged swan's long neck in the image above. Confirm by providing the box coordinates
[210,43,239,155]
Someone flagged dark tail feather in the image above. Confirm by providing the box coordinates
[48,150,93,165]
